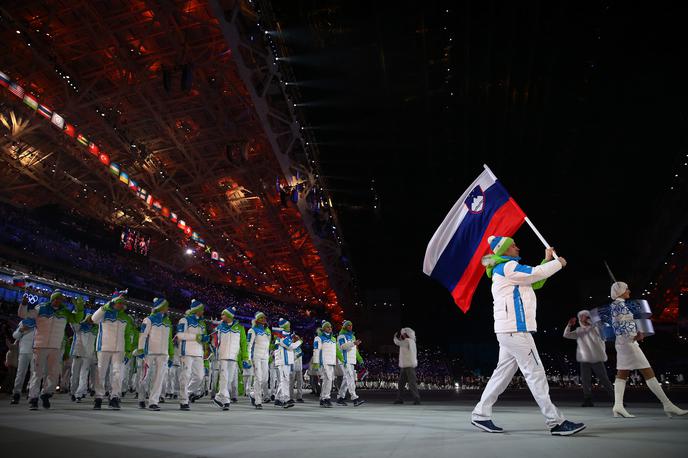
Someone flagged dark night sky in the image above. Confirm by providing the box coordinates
[271,1,688,351]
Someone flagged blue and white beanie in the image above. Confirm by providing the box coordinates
[152,297,169,313]
[487,235,514,257]
[222,306,237,319]
[187,298,205,315]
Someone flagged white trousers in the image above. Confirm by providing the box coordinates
[229,363,239,399]
[276,365,292,402]
[95,351,124,399]
[320,364,335,400]
[251,359,269,405]
[166,366,179,395]
[270,363,279,395]
[338,364,359,400]
[290,360,303,400]
[28,348,60,399]
[215,360,238,405]
[472,333,565,428]
[143,355,168,405]
[179,355,204,404]
[71,356,94,397]
[13,353,33,395]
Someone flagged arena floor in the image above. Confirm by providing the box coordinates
[0,390,686,457]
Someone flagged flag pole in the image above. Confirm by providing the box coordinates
[603,260,617,283]
[483,164,559,260]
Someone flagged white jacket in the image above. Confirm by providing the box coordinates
[490,258,563,333]
[12,325,35,354]
[338,332,359,366]
[274,335,302,366]
[312,334,337,365]
[138,313,173,356]
[563,323,607,363]
[393,328,417,368]
[70,323,96,358]
[215,321,246,361]
[247,325,271,361]
[92,306,134,353]
[175,315,206,357]
[19,302,81,349]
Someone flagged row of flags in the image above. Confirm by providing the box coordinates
[0,69,225,267]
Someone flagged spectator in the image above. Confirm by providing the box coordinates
[393,327,420,405]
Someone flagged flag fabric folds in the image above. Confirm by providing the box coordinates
[423,168,526,313]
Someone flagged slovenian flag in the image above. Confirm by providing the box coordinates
[0,70,9,87]
[423,165,526,313]
[12,276,27,287]
[38,104,52,119]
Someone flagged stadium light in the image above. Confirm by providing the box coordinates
[185,248,193,255]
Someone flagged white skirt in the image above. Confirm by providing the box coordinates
[615,341,651,370]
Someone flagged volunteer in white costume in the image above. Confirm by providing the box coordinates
[609,282,687,418]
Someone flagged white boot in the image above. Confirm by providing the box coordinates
[646,377,688,417]
[612,378,635,418]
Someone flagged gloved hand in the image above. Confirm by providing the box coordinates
[167,359,173,368]
[195,334,210,343]
[74,296,85,310]
[132,348,144,358]
[123,356,129,365]
[242,360,252,369]
[311,363,320,370]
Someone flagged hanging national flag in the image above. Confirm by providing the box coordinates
[51,112,65,130]
[37,104,52,119]
[129,179,138,192]
[137,188,148,201]
[191,231,200,241]
[177,219,186,230]
[99,153,110,165]
[23,94,38,110]
[211,251,219,260]
[161,207,170,218]
[88,142,99,156]
[119,171,129,185]
[196,239,206,248]
[145,194,153,207]
[12,276,27,288]
[170,212,178,223]
[0,70,9,87]
[184,226,193,236]
[8,82,24,98]
[423,166,526,313]
[77,134,88,146]
[109,163,120,176]
[152,200,162,211]
[64,123,75,137]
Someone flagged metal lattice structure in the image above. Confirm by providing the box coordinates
[0,0,352,320]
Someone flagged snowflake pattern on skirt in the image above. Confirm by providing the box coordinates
[611,300,637,341]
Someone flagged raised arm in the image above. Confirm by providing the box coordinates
[504,259,563,286]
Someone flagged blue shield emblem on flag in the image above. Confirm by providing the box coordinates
[464,186,485,214]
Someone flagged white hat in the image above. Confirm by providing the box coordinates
[610,282,629,300]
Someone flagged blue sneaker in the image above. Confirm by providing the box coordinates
[471,419,504,433]
[550,420,586,436]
